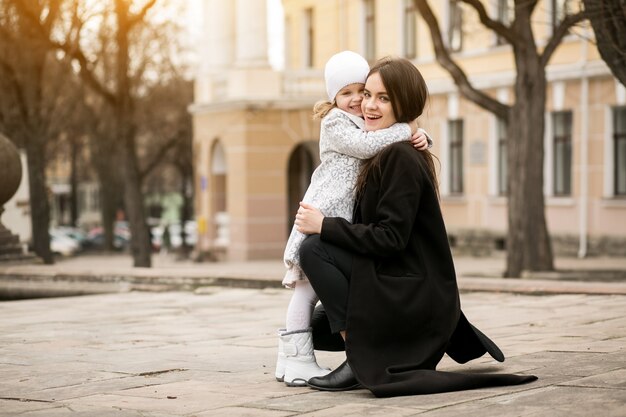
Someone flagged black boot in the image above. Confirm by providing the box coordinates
[307,360,361,391]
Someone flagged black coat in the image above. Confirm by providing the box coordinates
[317,142,536,397]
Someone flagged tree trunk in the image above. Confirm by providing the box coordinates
[101,189,116,250]
[89,132,119,251]
[115,0,151,267]
[99,168,119,251]
[69,139,79,227]
[506,18,554,277]
[121,132,151,266]
[584,0,626,87]
[178,165,193,254]
[25,137,53,263]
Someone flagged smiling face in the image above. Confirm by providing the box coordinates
[361,72,397,131]
[334,83,365,117]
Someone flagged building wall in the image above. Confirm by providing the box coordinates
[192,101,320,260]
[192,0,626,260]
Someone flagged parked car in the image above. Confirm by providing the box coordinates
[86,222,131,251]
[54,226,89,249]
[49,230,81,256]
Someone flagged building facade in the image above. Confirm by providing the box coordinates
[191,0,626,261]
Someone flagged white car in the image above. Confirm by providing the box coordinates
[50,230,80,256]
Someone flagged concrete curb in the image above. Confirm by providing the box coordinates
[458,276,626,295]
[1,268,625,299]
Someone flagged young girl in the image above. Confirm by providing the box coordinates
[276,51,432,386]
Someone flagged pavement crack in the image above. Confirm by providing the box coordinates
[0,397,53,403]
[556,383,625,390]
[137,368,188,377]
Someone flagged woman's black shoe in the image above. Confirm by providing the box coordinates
[306,360,361,391]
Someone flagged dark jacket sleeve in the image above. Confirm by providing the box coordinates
[320,145,422,257]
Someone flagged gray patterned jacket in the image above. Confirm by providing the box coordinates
[282,108,414,287]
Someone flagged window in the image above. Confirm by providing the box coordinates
[364,0,376,61]
[552,111,572,196]
[303,8,314,68]
[403,0,417,59]
[497,118,508,195]
[496,0,513,45]
[614,106,626,196]
[448,0,463,52]
[449,119,464,194]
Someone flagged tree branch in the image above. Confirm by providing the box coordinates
[10,0,117,104]
[139,133,181,180]
[42,0,61,33]
[55,39,118,104]
[414,0,510,119]
[128,0,158,29]
[0,57,30,130]
[519,0,540,16]
[460,0,517,46]
[540,10,587,67]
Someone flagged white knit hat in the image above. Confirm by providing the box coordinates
[324,51,370,101]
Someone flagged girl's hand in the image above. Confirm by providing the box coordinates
[411,130,429,150]
[295,202,324,235]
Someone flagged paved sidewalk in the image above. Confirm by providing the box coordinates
[0,288,624,416]
[1,253,626,299]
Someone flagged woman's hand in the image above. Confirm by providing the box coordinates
[295,202,324,235]
[411,129,429,150]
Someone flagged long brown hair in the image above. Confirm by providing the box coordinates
[355,57,438,198]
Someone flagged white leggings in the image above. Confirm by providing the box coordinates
[285,280,319,331]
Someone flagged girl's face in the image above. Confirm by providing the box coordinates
[335,83,365,117]
[361,72,397,131]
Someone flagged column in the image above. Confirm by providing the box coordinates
[196,0,235,103]
[227,0,281,99]
[235,0,270,68]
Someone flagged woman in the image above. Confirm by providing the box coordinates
[295,57,537,397]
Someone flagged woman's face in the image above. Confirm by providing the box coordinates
[361,72,397,131]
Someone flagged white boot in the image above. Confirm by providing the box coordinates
[282,328,331,387]
[275,328,287,382]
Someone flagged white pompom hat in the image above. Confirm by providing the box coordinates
[324,51,370,102]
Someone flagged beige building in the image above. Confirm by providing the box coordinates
[191,0,626,261]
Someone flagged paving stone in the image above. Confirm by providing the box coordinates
[0,289,624,416]
[0,399,58,416]
[558,368,626,389]
[297,402,424,416]
[196,406,294,416]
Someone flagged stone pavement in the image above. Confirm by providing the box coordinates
[0,287,625,416]
[1,253,625,415]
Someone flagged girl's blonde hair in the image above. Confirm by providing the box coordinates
[312,100,336,120]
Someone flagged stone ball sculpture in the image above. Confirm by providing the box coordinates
[0,133,22,208]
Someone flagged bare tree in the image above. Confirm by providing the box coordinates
[0,0,73,263]
[84,95,124,251]
[415,0,586,277]
[11,0,194,266]
[45,69,97,228]
[136,76,193,253]
[584,0,626,87]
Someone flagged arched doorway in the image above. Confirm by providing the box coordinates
[210,140,228,249]
[287,141,320,234]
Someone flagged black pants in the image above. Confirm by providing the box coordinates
[299,234,353,334]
